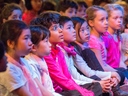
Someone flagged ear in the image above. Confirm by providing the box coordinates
[31,44,37,52]
[60,11,64,16]
[3,19,7,23]
[88,20,94,27]
[126,24,128,28]
[7,40,15,49]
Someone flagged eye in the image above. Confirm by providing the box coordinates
[67,26,71,29]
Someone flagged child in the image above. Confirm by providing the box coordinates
[58,15,128,96]
[58,0,78,18]
[0,41,7,72]
[22,0,42,25]
[41,0,56,12]
[0,3,22,28]
[103,4,128,78]
[0,20,53,96]
[77,0,88,18]
[25,25,62,96]
[31,12,94,96]
[86,6,128,96]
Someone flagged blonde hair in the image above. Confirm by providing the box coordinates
[86,5,106,26]
[104,4,124,41]
[103,4,124,17]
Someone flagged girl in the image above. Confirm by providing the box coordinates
[0,3,22,29]
[58,16,128,96]
[22,0,42,25]
[0,20,53,96]
[102,4,128,78]
[25,25,61,96]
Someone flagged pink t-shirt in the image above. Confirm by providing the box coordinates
[102,32,121,68]
[22,11,37,25]
[88,35,107,65]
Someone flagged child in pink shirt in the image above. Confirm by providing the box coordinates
[23,0,42,25]
[103,4,128,79]
[31,12,94,96]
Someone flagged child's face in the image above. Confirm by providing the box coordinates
[62,21,76,44]
[91,10,108,34]
[49,23,63,45]
[62,7,77,18]
[15,29,32,56]
[34,37,51,57]
[8,9,22,21]
[0,55,7,72]
[31,0,42,12]
[77,5,86,18]
[108,10,123,30]
[79,22,90,43]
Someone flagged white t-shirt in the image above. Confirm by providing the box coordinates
[0,63,27,96]
[0,58,38,96]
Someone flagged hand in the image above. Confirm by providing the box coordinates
[111,72,120,83]
[110,77,118,87]
[99,79,111,92]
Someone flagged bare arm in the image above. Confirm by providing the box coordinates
[90,48,117,72]
[34,78,54,96]
[12,86,33,96]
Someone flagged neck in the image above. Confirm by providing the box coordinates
[64,41,70,47]
[108,26,116,35]
[7,51,20,63]
[31,52,43,59]
[90,29,101,38]
[29,9,38,15]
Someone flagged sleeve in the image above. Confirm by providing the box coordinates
[73,54,111,80]
[0,64,27,92]
[88,36,101,50]
[22,58,38,79]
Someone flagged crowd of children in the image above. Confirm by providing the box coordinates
[1,0,128,96]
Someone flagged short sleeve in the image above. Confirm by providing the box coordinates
[21,58,38,79]
[0,63,27,92]
[88,35,101,50]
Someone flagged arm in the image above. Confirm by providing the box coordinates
[90,48,117,72]
[12,86,33,96]
[34,78,54,96]
[44,55,94,96]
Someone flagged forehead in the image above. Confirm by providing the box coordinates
[95,10,108,18]
[11,9,22,15]
[110,10,123,16]
[64,20,73,26]
[78,5,86,9]
[66,7,77,11]
[20,29,31,36]
[81,21,88,27]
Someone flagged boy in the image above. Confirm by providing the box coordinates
[58,0,78,18]
[31,12,94,96]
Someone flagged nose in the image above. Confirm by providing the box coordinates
[48,41,51,47]
[58,27,62,33]
[118,18,121,23]
[72,12,76,17]
[104,19,108,25]
[28,39,32,46]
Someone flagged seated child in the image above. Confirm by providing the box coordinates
[77,0,88,18]
[58,0,78,18]
[0,20,53,96]
[25,25,62,96]
[22,0,42,25]
[0,3,22,28]
[31,12,94,96]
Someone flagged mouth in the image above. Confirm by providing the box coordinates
[59,35,63,39]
